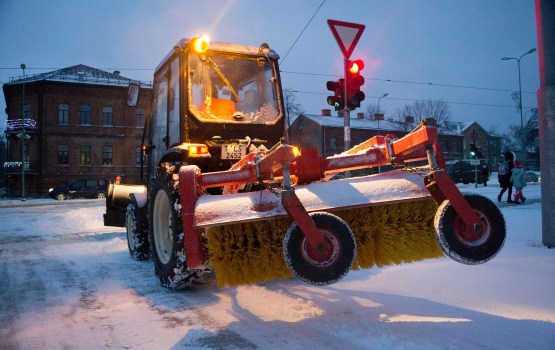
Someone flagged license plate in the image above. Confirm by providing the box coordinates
[221,144,246,160]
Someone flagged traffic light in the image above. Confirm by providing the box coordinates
[469,144,477,158]
[345,59,365,109]
[326,78,344,111]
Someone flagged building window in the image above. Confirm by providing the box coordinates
[58,104,69,124]
[102,106,113,126]
[80,105,91,125]
[80,145,91,165]
[135,146,142,167]
[22,103,30,118]
[57,144,69,164]
[330,137,337,150]
[102,145,113,165]
[135,108,145,127]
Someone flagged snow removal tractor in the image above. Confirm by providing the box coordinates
[104,36,506,290]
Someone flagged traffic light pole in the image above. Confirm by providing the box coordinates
[343,59,351,152]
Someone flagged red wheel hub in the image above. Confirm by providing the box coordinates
[453,210,491,247]
[300,229,341,268]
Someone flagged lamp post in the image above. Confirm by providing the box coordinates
[20,63,26,201]
[501,48,536,151]
[376,93,388,130]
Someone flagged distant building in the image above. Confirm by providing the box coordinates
[289,110,464,161]
[2,64,152,197]
[447,121,503,168]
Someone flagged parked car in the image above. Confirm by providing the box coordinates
[49,179,108,200]
[448,159,489,184]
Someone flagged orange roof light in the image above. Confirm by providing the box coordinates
[193,35,210,53]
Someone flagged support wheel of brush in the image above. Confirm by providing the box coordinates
[283,212,356,286]
[149,176,193,290]
[435,194,506,265]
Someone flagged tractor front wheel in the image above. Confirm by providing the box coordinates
[149,176,192,289]
[283,212,356,286]
[434,194,506,265]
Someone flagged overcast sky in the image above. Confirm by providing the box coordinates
[0,0,539,135]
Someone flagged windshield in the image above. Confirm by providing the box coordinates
[189,52,281,124]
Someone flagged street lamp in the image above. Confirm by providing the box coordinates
[376,93,388,130]
[501,48,536,151]
[20,63,26,201]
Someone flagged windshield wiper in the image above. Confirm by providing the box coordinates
[206,57,240,101]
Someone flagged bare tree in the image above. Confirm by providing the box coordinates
[387,99,452,131]
[502,109,539,153]
[283,88,304,128]
[364,103,380,120]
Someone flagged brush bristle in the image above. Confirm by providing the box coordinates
[206,199,443,287]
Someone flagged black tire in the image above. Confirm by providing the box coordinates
[126,203,150,261]
[434,194,506,265]
[283,212,356,286]
[97,192,106,199]
[148,176,193,289]
[56,192,66,201]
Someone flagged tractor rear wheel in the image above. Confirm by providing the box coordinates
[434,194,506,265]
[126,203,150,261]
[283,212,356,286]
[149,176,192,289]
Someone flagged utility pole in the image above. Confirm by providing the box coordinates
[535,0,555,247]
[20,63,26,201]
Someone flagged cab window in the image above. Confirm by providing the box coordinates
[189,52,280,124]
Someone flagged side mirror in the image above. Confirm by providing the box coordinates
[127,82,141,107]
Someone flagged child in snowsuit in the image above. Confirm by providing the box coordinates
[510,160,527,204]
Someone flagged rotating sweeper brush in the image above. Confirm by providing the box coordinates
[146,121,506,288]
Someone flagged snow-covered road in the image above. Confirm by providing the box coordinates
[0,182,554,349]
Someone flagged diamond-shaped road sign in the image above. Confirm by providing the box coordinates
[327,19,365,59]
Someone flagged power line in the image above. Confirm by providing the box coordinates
[280,0,326,66]
[1,66,535,94]
[289,89,534,109]
[281,70,537,94]
[0,67,153,71]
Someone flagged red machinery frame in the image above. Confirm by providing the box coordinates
[179,124,484,268]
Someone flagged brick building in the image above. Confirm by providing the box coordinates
[448,121,503,167]
[2,65,152,197]
[289,111,464,160]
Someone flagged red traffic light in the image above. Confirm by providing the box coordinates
[348,60,364,75]
[345,59,365,109]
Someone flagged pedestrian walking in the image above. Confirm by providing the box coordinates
[497,152,514,203]
[510,160,527,204]
[481,165,489,186]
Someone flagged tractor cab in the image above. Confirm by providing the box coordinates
[146,36,286,179]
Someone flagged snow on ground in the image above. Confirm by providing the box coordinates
[0,179,554,349]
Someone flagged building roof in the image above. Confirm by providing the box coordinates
[5,64,152,88]
[298,114,461,136]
